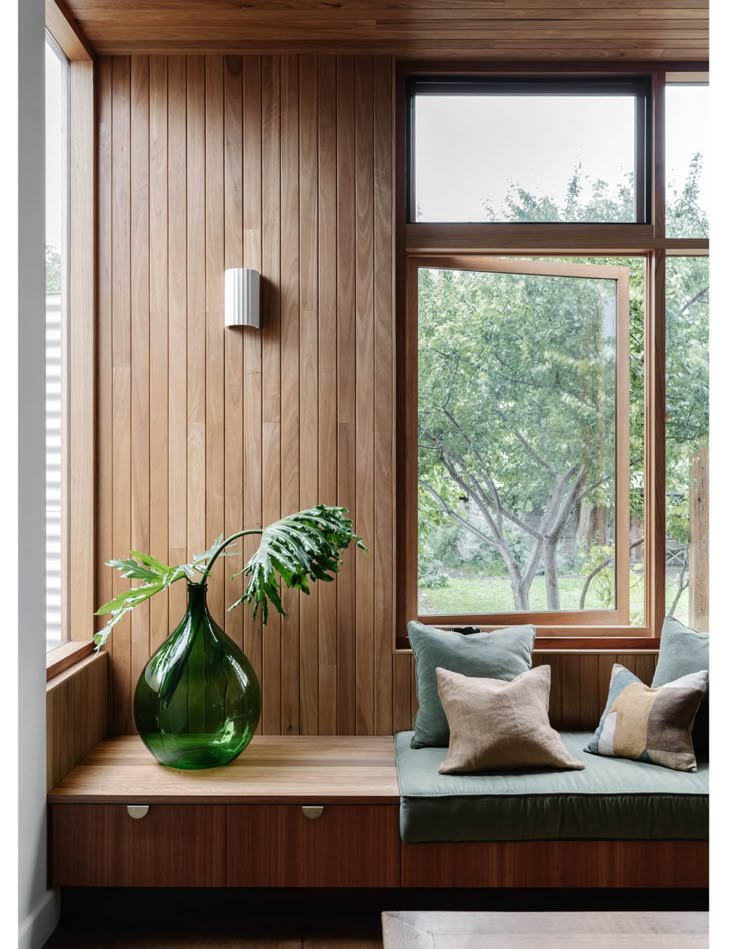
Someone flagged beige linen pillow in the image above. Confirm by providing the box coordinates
[437,665,584,774]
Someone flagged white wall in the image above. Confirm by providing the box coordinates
[18,0,61,944]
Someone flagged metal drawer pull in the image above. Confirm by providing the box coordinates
[126,805,150,820]
[301,805,324,820]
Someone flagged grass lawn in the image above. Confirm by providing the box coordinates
[419,571,689,624]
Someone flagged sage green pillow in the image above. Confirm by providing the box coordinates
[409,620,535,748]
[652,616,709,758]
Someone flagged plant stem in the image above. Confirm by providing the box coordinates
[197,528,264,584]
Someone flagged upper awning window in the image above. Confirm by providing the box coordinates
[408,78,650,225]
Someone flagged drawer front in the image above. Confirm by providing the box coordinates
[227,804,400,887]
[50,804,227,887]
[401,840,710,888]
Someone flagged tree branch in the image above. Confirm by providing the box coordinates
[579,537,644,610]
[494,406,560,477]
[419,480,501,552]
[678,285,709,317]
[667,556,690,618]
[435,414,542,540]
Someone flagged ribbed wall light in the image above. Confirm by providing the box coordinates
[225,268,260,328]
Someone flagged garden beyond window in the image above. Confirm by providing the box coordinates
[416,258,636,623]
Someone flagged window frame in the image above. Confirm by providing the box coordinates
[406,76,652,225]
[45,3,95,670]
[395,63,709,649]
[408,254,632,629]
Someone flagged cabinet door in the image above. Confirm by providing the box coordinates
[50,804,227,887]
[227,804,400,887]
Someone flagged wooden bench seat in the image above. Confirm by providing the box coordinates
[48,735,707,889]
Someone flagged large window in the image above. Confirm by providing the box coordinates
[409,78,649,224]
[414,257,643,626]
[45,34,69,651]
[399,68,708,641]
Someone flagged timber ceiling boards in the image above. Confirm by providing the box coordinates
[61,1,708,60]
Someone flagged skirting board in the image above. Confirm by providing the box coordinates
[18,889,60,949]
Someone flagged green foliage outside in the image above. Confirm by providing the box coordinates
[46,244,62,294]
[419,160,708,624]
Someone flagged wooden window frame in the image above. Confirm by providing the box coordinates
[405,254,631,629]
[45,1,96,670]
[395,62,709,650]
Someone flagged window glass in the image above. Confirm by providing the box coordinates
[411,84,643,223]
[666,84,708,238]
[665,257,709,630]
[417,258,643,620]
[45,36,68,651]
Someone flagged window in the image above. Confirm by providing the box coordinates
[45,34,69,651]
[666,82,708,237]
[408,79,649,224]
[43,17,94,662]
[413,257,643,626]
[665,257,709,630]
[399,67,708,642]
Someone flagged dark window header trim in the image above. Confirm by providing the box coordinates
[408,76,651,97]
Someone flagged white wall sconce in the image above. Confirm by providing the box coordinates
[225,268,260,328]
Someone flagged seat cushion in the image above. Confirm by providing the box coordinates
[395,730,708,843]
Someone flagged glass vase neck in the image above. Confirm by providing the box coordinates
[186,582,208,608]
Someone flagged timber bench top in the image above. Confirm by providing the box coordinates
[48,735,400,805]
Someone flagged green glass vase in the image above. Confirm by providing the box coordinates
[133,582,261,769]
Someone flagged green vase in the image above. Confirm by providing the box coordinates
[133,582,261,770]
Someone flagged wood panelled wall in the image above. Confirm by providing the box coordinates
[96,54,397,735]
[95,54,658,738]
[47,652,108,790]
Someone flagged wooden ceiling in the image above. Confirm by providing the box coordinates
[60,0,708,60]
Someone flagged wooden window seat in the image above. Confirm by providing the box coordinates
[48,735,707,890]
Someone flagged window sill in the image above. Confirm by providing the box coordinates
[395,635,660,653]
[46,640,95,681]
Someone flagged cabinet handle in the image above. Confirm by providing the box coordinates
[301,805,324,820]
[126,805,150,820]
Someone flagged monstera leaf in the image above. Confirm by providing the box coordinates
[230,505,366,623]
[95,505,364,649]
[93,539,226,648]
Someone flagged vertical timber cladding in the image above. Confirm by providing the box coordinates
[95,55,647,737]
[96,55,397,735]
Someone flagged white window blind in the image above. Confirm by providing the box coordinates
[46,34,68,651]
[46,292,63,648]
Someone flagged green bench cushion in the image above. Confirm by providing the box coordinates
[395,730,708,843]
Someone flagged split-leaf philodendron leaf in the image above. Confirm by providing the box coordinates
[94,505,364,650]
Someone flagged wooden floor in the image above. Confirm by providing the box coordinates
[45,914,382,948]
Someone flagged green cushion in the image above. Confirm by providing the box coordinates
[408,621,535,748]
[395,730,708,843]
[653,617,709,757]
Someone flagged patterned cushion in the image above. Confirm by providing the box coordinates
[586,663,708,772]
